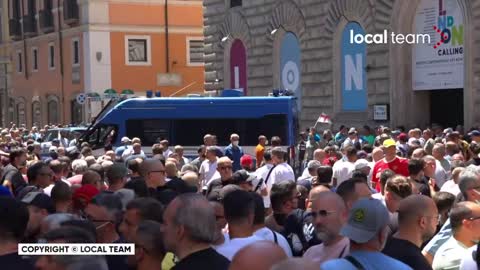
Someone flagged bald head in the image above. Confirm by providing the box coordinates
[372,147,384,162]
[397,195,437,226]
[271,258,318,270]
[165,161,178,178]
[229,241,287,270]
[140,159,164,176]
[308,185,331,202]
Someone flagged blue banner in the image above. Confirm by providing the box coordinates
[341,22,367,111]
[281,32,301,110]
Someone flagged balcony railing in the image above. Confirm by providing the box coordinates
[63,0,79,25]
[9,18,21,40]
[39,9,54,33]
[23,14,37,36]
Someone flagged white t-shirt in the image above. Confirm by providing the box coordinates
[434,160,448,188]
[432,236,470,270]
[215,235,263,261]
[269,162,295,186]
[460,245,478,270]
[255,164,274,208]
[43,184,55,196]
[440,180,461,197]
[254,227,292,257]
[199,159,219,189]
[332,160,355,186]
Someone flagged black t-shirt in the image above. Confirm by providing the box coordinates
[206,178,230,201]
[0,253,34,270]
[1,164,26,196]
[383,237,433,270]
[172,248,229,270]
[283,209,321,256]
[467,158,480,166]
[386,212,399,239]
[165,177,197,194]
[412,177,431,197]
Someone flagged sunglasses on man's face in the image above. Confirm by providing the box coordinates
[310,210,337,219]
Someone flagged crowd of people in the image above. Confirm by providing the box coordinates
[2,123,480,270]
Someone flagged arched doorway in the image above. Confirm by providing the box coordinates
[16,98,26,126]
[280,32,302,110]
[71,98,83,125]
[32,101,42,127]
[47,96,59,125]
[230,39,247,94]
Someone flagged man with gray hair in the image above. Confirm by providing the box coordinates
[67,159,88,185]
[199,146,220,191]
[35,226,108,270]
[321,198,411,270]
[106,163,128,192]
[433,143,451,174]
[127,220,165,270]
[84,192,128,270]
[224,133,244,172]
[161,193,229,269]
[423,169,480,264]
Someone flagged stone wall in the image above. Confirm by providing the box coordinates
[204,0,480,130]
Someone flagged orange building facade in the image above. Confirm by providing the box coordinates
[5,0,204,127]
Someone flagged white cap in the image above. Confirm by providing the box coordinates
[121,137,131,143]
[354,159,371,170]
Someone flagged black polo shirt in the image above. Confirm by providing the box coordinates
[172,248,229,270]
[383,237,432,270]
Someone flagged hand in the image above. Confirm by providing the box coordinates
[428,178,436,189]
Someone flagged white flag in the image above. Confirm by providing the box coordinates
[317,113,331,124]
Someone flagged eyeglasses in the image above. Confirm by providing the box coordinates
[311,210,337,219]
[149,170,166,174]
[218,166,232,170]
[468,216,480,221]
[422,215,440,224]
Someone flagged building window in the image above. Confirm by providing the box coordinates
[125,35,151,66]
[48,43,55,69]
[72,38,80,66]
[32,47,38,71]
[230,0,242,7]
[16,51,22,73]
[186,37,204,66]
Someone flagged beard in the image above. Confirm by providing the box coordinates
[315,227,335,243]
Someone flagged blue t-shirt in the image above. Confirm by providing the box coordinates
[321,250,413,270]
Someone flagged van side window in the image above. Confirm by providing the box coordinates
[87,125,117,149]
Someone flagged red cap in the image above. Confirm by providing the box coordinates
[240,155,253,167]
[73,184,100,210]
[398,133,408,141]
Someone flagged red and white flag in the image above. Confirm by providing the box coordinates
[317,113,332,124]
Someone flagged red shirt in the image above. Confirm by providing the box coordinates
[372,157,409,191]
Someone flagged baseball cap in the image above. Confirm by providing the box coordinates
[240,155,253,167]
[72,184,100,210]
[382,139,396,148]
[391,130,400,136]
[231,170,256,184]
[398,133,408,141]
[469,130,480,137]
[21,192,55,214]
[348,127,357,135]
[354,159,371,170]
[121,137,131,144]
[340,198,389,243]
[443,128,454,134]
